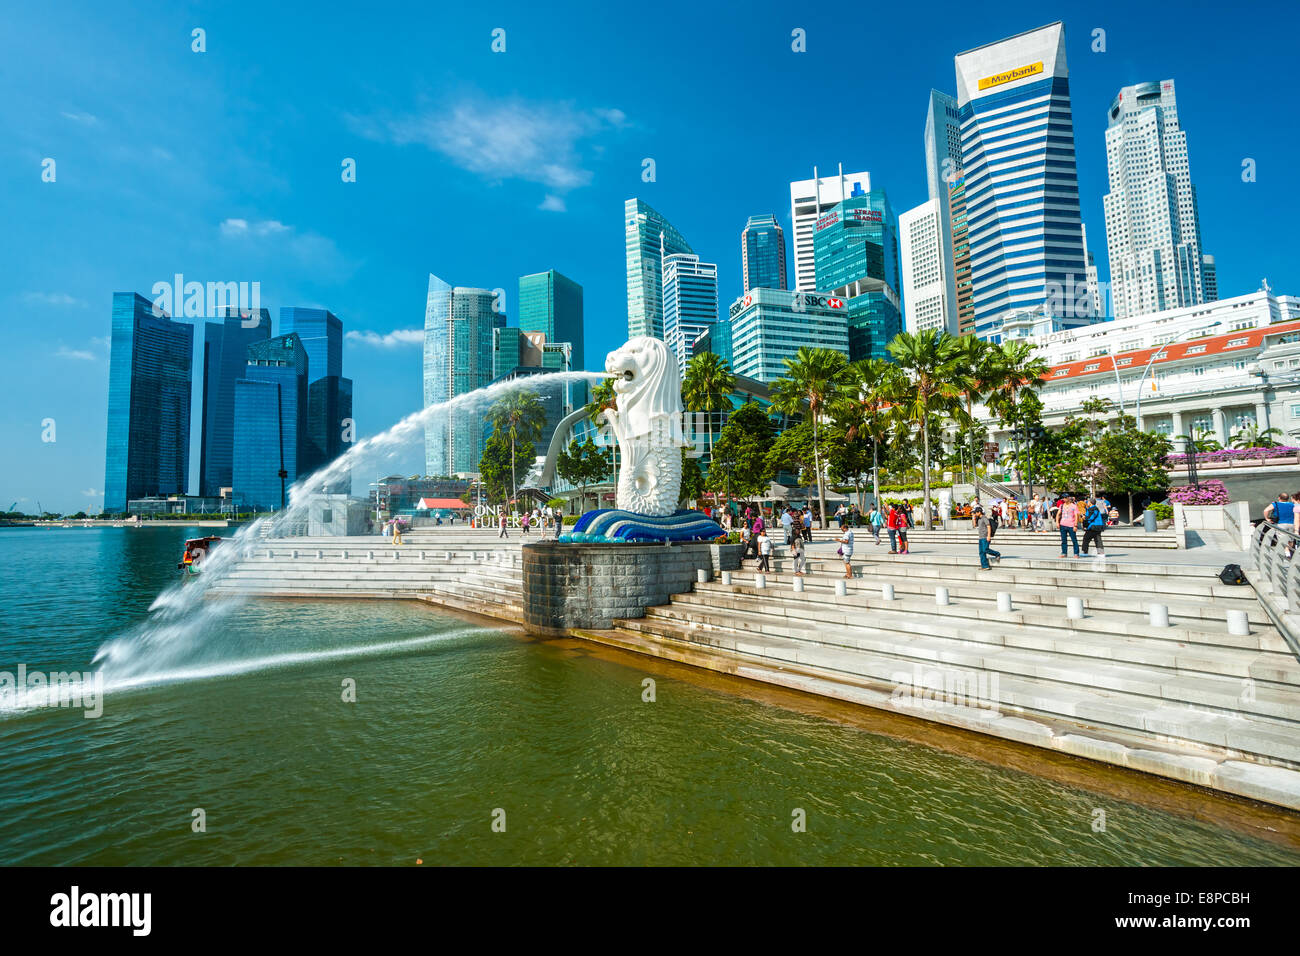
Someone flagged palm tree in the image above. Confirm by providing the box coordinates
[952,334,993,483]
[682,352,736,498]
[886,330,965,528]
[486,391,547,506]
[1231,424,1283,450]
[833,358,901,511]
[984,339,1050,494]
[770,347,849,528]
[583,377,619,484]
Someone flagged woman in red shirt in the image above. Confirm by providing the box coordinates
[886,505,909,555]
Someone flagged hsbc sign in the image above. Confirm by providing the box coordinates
[731,290,846,318]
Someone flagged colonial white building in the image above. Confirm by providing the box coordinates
[983,287,1300,446]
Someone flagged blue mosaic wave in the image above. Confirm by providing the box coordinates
[559,509,726,544]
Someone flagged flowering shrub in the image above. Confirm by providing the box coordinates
[1165,446,1299,465]
[1167,479,1229,506]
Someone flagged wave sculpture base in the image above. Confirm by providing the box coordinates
[559,509,725,544]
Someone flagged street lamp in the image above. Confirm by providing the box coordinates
[1134,321,1223,431]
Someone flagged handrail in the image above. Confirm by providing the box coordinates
[1249,520,1300,661]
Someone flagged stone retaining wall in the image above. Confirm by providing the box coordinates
[522,541,742,636]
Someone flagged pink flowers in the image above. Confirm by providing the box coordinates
[1168,480,1230,505]
[1165,446,1298,465]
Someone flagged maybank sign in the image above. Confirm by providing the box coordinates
[978,61,1043,91]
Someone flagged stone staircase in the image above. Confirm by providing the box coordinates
[588,550,1300,810]
[422,563,526,626]
[211,536,522,599]
[863,526,1180,549]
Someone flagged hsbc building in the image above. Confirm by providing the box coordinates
[722,287,850,384]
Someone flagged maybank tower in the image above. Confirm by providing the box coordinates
[954,22,1089,342]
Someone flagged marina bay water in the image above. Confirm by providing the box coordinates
[1,525,1297,866]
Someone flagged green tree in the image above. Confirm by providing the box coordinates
[479,432,536,504]
[707,400,775,503]
[682,351,736,464]
[680,450,705,506]
[556,437,608,513]
[764,420,836,488]
[984,338,1050,493]
[1231,423,1283,449]
[1096,413,1172,518]
[886,330,966,527]
[833,358,902,509]
[485,391,548,505]
[769,346,849,527]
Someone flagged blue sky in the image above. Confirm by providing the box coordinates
[3,0,1298,512]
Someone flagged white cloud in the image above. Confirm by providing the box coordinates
[346,328,424,348]
[24,291,86,307]
[220,218,290,238]
[56,346,97,361]
[81,488,101,498]
[538,195,566,213]
[218,219,349,276]
[61,110,99,125]
[353,96,626,194]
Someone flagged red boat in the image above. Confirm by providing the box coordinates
[178,536,222,575]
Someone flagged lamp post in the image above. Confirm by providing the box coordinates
[1134,321,1222,431]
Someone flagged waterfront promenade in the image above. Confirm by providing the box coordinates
[222,525,1300,812]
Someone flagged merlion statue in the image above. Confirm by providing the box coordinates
[602,336,688,516]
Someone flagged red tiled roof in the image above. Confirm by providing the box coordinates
[1044,320,1300,381]
[414,497,471,509]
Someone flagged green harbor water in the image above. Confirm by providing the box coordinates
[0,525,1296,866]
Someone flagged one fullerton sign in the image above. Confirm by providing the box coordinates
[978,61,1043,91]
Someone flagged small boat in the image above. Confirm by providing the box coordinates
[178,536,223,575]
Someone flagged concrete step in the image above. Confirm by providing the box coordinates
[613,614,1300,766]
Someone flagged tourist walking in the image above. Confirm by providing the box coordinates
[885,504,901,554]
[896,509,910,555]
[781,507,794,545]
[1058,495,1080,557]
[757,529,772,572]
[974,506,1001,570]
[868,505,884,545]
[802,508,813,542]
[837,524,855,578]
[1081,497,1107,556]
[835,503,848,529]
[790,532,806,576]
[498,512,508,538]
[1007,496,1019,529]
[391,517,404,546]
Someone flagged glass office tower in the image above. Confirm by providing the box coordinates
[423,274,498,476]
[232,333,309,511]
[811,190,899,295]
[280,306,353,481]
[519,269,585,405]
[955,21,1088,341]
[199,308,271,496]
[662,252,719,376]
[104,292,195,513]
[625,198,694,340]
[741,214,787,292]
[279,307,341,380]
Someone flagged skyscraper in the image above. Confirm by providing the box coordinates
[199,307,271,496]
[924,90,963,204]
[949,178,975,334]
[900,199,959,335]
[232,333,309,511]
[812,190,900,297]
[625,198,693,340]
[662,251,719,376]
[423,275,498,476]
[727,289,849,383]
[741,214,787,292]
[955,22,1088,340]
[104,292,194,513]
[279,307,353,480]
[789,166,871,292]
[518,270,584,372]
[1103,79,1213,319]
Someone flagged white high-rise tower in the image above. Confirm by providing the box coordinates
[1102,79,1213,319]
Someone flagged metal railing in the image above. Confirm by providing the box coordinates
[1250,520,1300,660]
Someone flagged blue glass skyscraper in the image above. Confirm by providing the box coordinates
[279,306,352,481]
[233,333,309,510]
[423,275,498,476]
[741,214,787,292]
[104,292,194,513]
[279,308,341,380]
[199,308,271,496]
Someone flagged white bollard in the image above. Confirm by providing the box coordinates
[446,551,452,562]
[342,550,349,560]
[316,549,323,559]
[997,592,1013,613]
[754,573,766,590]
[420,551,426,561]
[722,571,733,586]
[367,550,375,561]
[1148,604,1169,627]
[1066,596,1085,620]
[1226,609,1250,636]
[292,549,299,559]
[267,550,274,559]
[882,583,895,601]
[793,577,805,593]
[936,586,950,606]
[696,568,709,584]
[835,580,847,596]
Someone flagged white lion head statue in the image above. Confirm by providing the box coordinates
[604,336,684,442]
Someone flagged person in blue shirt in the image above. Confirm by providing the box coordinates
[1265,492,1295,528]
[1080,496,1108,556]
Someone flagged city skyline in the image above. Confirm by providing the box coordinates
[5,2,1299,511]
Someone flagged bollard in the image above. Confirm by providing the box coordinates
[420,551,426,561]
[722,571,733,586]
[367,550,375,561]
[755,573,767,590]
[793,577,805,593]
[835,580,847,596]
[267,550,274,559]
[1148,604,1169,627]
[317,549,323,559]
[1066,596,1085,620]
[882,583,895,601]
[292,549,299,559]
[696,568,709,584]
[1226,609,1250,636]
[446,551,452,562]
[936,586,950,606]
[997,592,1013,613]
[342,550,349,560]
